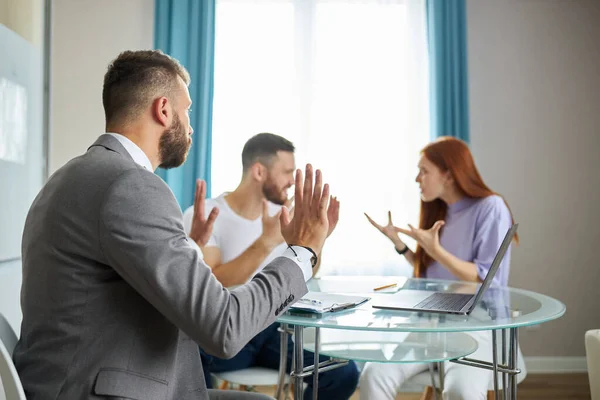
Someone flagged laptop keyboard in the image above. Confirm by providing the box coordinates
[414,293,473,312]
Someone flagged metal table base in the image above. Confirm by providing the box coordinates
[276,324,521,400]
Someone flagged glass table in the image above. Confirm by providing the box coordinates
[275,277,566,400]
[301,329,478,364]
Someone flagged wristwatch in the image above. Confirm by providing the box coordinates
[288,245,318,268]
[395,245,409,255]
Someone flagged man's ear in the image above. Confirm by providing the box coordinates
[153,97,170,127]
[250,162,268,182]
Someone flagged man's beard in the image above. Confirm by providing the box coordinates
[158,113,191,169]
[262,177,288,206]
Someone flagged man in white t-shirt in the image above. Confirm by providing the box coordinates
[183,133,359,399]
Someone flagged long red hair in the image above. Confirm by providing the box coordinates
[414,137,519,277]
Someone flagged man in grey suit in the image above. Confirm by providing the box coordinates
[13,50,336,400]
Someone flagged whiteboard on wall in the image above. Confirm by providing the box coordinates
[0,23,44,263]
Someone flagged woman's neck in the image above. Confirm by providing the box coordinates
[441,185,465,206]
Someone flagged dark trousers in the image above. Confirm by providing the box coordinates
[201,322,359,400]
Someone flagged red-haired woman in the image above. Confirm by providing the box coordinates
[360,137,520,399]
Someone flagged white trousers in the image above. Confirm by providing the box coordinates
[359,331,493,400]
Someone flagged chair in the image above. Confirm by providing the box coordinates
[212,324,302,399]
[0,315,17,357]
[212,367,294,400]
[210,325,291,396]
[0,313,26,400]
[586,329,600,400]
[212,366,289,391]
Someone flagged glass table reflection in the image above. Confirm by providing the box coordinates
[301,328,478,364]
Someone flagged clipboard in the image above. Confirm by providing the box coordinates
[289,292,371,314]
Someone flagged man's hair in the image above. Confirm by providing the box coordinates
[102,50,190,127]
[242,133,295,171]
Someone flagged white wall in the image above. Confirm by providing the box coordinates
[50,0,154,173]
[467,0,600,360]
[0,0,43,46]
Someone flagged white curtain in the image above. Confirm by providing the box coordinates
[211,0,430,276]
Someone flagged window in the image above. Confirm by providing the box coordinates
[212,0,429,276]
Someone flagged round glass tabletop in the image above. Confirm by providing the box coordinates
[301,328,479,363]
[277,277,566,332]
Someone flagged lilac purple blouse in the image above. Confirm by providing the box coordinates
[425,195,513,287]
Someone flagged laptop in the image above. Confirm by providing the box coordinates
[371,223,518,315]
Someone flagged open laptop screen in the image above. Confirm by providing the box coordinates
[467,223,519,313]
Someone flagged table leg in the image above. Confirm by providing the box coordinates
[312,327,320,400]
[275,324,289,400]
[502,329,508,400]
[492,330,499,400]
[508,328,519,399]
[293,325,304,400]
[437,361,444,392]
[428,363,439,400]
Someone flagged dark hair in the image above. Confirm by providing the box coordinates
[102,50,190,127]
[241,133,295,171]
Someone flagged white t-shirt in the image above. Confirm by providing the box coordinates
[182,193,288,282]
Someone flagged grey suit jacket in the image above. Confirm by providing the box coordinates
[13,134,308,399]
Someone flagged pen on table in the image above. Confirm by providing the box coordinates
[329,302,355,312]
[373,283,397,291]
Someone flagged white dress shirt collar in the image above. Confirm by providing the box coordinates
[106,133,154,172]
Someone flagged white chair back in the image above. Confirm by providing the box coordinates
[0,313,25,400]
[586,329,600,400]
[0,315,17,356]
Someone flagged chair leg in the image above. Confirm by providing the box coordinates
[420,386,435,400]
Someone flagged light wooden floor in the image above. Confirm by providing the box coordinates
[249,373,591,399]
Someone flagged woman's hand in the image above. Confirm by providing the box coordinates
[364,211,407,251]
[395,221,445,258]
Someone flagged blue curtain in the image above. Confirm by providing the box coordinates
[154,0,216,210]
[426,0,470,142]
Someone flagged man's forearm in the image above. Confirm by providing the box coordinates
[212,238,276,287]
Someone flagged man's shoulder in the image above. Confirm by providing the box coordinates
[204,195,222,211]
[48,142,155,197]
